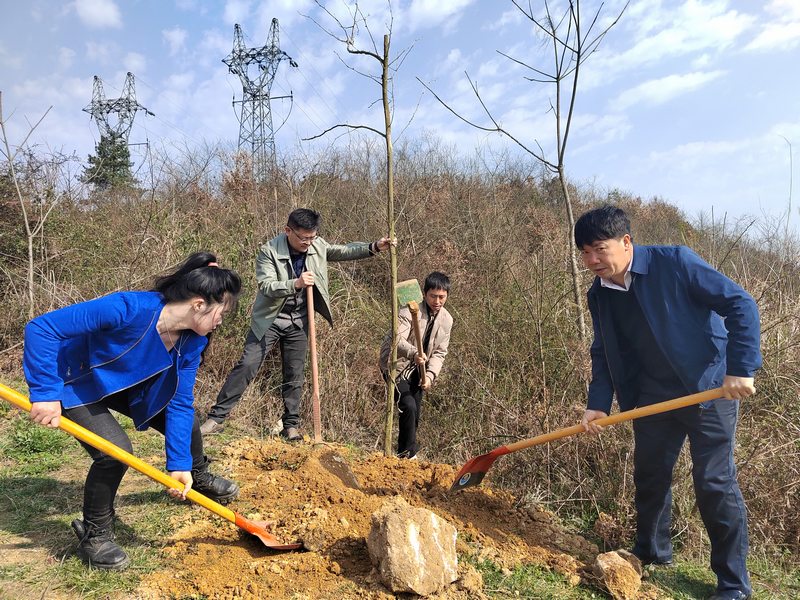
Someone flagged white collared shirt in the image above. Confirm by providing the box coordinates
[599,250,634,292]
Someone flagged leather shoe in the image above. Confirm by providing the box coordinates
[280,427,302,442]
[200,418,224,435]
[630,551,673,568]
[707,593,750,600]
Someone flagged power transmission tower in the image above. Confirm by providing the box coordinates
[223,18,298,182]
[82,72,154,141]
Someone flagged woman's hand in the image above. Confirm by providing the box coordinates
[30,401,62,429]
[167,471,193,500]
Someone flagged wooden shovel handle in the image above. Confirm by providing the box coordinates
[504,387,725,454]
[407,301,427,387]
[306,284,322,443]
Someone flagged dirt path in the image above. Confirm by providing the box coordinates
[138,437,602,599]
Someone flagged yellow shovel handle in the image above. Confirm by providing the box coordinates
[505,387,725,454]
[0,382,236,525]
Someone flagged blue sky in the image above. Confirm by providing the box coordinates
[2,0,799,230]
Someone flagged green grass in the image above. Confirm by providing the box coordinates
[469,556,604,599]
[0,413,186,599]
[0,415,67,474]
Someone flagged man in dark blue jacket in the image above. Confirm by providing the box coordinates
[576,205,760,600]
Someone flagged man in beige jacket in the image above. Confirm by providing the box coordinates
[380,272,453,458]
[202,208,392,440]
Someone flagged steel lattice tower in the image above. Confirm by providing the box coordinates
[82,72,153,141]
[223,18,298,181]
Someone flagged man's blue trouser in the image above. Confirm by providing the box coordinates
[632,397,750,597]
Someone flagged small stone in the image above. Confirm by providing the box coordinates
[339,517,350,528]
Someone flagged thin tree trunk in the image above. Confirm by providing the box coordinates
[558,165,586,341]
[381,34,399,457]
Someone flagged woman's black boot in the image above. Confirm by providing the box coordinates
[71,518,130,570]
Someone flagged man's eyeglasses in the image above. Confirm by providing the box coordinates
[289,227,318,243]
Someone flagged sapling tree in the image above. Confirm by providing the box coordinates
[305,0,412,455]
[420,0,628,342]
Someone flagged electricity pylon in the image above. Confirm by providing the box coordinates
[82,72,153,141]
[223,18,298,182]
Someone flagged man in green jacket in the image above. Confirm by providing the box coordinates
[201,208,392,440]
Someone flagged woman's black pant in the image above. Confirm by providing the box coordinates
[63,393,204,526]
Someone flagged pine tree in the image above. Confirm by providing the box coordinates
[82,133,135,189]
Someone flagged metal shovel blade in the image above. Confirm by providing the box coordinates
[234,514,304,551]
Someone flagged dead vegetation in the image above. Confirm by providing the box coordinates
[1,137,799,569]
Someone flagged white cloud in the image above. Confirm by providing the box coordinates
[163,27,189,56]
[85,41,116,65]
[584,0,754,89]
[745,21,800,51]
[254,0,313,28]
[765,0,800,20]
[223,0,252,25]
[745,0,800,52]
[123,52,146,74]
[74,0,123,29]
[486,8,524,31]
[406,0,475,32]
[58,47,77,69]
[0,42,24,69]
[613,70,725,110]
[573,113,632,153]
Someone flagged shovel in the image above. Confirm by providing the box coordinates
[0,382,303,551]
[451,387,724,492]
[395,278,426,385]
[306,284,322,444]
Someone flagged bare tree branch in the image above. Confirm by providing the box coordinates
[302,123,386,142]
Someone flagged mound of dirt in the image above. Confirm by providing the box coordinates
[138,437,601,599]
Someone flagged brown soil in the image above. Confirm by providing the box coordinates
[138,437,601,599]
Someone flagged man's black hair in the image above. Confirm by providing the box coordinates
[574,205,631,248]
[287,208,321,231]
[424,271,450,293]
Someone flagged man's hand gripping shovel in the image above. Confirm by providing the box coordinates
[395,279,427,385]
[450,387,725,492]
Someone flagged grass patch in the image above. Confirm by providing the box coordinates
[46,545,162,599]
[468,556,602,599]
[645,561,716,599]
[0,415,68,475]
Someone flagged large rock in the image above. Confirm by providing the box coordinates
[592,550,642,600]
[367,496,458,596]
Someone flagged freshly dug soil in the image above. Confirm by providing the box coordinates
[139,437,600,599]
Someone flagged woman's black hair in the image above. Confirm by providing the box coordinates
[152,252,242,307]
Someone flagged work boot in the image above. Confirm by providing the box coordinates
[192,460,239,504]
[280,426,302,442]
[71,518,130,570]
[200,418,225,435]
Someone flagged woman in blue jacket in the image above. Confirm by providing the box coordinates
[23,252,242,570]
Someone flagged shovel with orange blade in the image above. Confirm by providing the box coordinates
[0,382,303,551]
[450,387,725,492]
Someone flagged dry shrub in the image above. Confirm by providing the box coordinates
[1,140,798,564]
